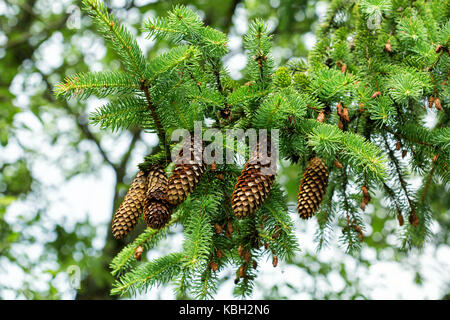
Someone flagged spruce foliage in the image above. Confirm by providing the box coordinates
[55,0,449,298]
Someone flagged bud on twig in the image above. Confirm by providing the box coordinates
[362,186,369,198]
[272,255,278,268]
[428,96,435,108]
[238,245,244,257]
[371,91,381,99]
[336,102,343,116]
[353,225,364,241]
[434,98,442,110]
[341,107,350,122]
[334,159,343,169]
[359,102,365,113]
[211,262,219,272]
[243,251,251,263]
[135,246,144,261]
[215,249,223,259]
[215,223,223,234]
[409,210,419,228]
[385,39,392,53]
[397,212,404,226]
[239,264,246,277]
[316,111,325,123]
[272,226,281,239]
[227,221,234,236]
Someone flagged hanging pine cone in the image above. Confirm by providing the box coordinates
[297,157,329,219]
[143,164,172,229]
[112,171,148,240]
[231,141,276,218]
[167,137,206,206]
[146,165,168,201]
[143,200,172,229]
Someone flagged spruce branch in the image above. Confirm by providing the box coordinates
[54,71,140,100]
[145,45,200,84]
[111,252,184,296]
[382,133,418,226]
[82,0,147,79]
[52,0,449,299]
[244,19,274,87]
[142,85,171,161]
[110,213,180,276]
[302,119,387,181]
[420,162,437,203]
[89,95,151,131]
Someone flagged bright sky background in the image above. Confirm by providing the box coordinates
[1,0,449,300]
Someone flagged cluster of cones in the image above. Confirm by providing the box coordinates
[112,137,206,240]
[113,140,330,240]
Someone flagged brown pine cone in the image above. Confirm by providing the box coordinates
[167,137,206,206]
[143,200,172,229]
[112,171,148,240]
[297,157,329,219]
[231,142,276,218]
[146,165,168,201]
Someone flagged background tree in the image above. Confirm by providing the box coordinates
[0,0,448,300]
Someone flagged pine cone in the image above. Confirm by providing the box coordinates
[143,200,172,229]
[167,137,206,206]
[146,165,168,201]
[297,157,329,219]
[112,171,148,240]
[144,164,172,229]
[231,142,276,218]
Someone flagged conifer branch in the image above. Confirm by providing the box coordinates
[82,0,147,79]
[382,134,417,223]
[54,0,448,299]
[420,162,437,203]
[142,85,171,161]
[54,71,140,100]
[110,214,180,276]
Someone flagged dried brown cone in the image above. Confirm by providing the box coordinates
[297,157,329,220]
[167,137,206,206]
[143,200,172,230]
[231,144,276,218]
[146,165,168,201]
[112,171,148,240]
[143,164,172,230]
